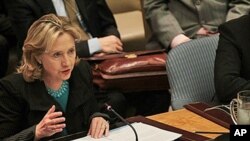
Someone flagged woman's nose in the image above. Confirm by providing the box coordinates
[61,55,70,66]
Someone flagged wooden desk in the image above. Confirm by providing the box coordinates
[147,109,229,139]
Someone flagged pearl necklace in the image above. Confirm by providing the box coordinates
[47,81,69,98]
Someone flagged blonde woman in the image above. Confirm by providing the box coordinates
[0,14,109,140]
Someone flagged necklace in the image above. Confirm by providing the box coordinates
[47,81,69,98]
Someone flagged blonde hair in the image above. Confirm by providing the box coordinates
[17,14,82,82]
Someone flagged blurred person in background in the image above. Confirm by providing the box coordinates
[215,13,250,104]
[144,0,250,50]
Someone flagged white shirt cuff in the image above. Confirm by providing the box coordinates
[88,38,101,55]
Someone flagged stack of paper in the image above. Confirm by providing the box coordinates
[73,122,182,141]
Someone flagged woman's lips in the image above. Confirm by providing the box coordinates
[62,69,71,75]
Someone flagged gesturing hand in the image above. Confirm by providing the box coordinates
[88,117,109,139]
[35,105,66,140]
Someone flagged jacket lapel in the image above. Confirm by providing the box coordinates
[75,0,88,20]
[66,67,92,113]
[26,80,63,112]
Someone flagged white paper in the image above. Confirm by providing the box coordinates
[73,122,182,141]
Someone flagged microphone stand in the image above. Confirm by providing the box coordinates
[105,103,138,141]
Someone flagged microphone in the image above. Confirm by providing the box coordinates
[104,103,138,141]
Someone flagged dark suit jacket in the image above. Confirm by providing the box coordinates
[0,60,104,140]
[5,0,120,57]
[214,14,250,103]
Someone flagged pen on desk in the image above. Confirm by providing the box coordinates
[194,131,229,134]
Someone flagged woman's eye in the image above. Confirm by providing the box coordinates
[68,49,75,55]
[53,52,61,58]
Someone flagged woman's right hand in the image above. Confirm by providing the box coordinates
[35,105,66,140]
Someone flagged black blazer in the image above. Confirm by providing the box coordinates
[0,60,101,140]
[5,0,120,57]
[214,14,250,103]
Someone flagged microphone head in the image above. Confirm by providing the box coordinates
[104,102,139,141]
[104,103,112,111]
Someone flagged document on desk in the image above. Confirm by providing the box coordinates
[73,122,182,141]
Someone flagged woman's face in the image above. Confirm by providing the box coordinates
[41,33,76,82]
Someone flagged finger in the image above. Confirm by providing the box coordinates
[109,45,122,53]
[44,116,65,131]
[48,112,63,120]
[52,128,63,134]
[87,129,90,135]
[43,112,62,126]
[39,105,56,129]
[115,45,123,51]
[47,117,65,126]
[89,120,98,138]
[45,105,56,116]
[104,122,109,137]
[115,38,123,46]
[117,40,123,47]
[55,123,66,130]
[97,123,106,138]
[53,117,66,124]
[93,120,103,138]
[45,127,64,135]
[46,123,66,131]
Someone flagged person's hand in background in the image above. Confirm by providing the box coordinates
[99,35,123,53]
[170,34,191,48]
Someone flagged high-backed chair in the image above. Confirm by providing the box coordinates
[167,35,219,110]
[106,0,150,51]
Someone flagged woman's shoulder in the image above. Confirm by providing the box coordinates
[0,73,26,95]
[70,60,93,88]
[72,59,92,80]
[74,59,91,73]
[0,73,25,85]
